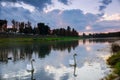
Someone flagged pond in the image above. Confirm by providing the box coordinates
[0,38,118,80]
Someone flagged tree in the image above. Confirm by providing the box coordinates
[11,19,17,32]
[0,20,7,32]
[33,27,39,35]
[24,21,33,34]
[19,22,25,33]
[37,23,50,35]
[72,28,78,36]
[67,26,71,36]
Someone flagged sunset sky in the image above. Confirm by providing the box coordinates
[0,0,120,34]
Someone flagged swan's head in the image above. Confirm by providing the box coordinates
[31,59,35,62]
[73,53,77,56]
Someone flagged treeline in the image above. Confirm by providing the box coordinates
[0,19,79,36]
[82,32,120,38]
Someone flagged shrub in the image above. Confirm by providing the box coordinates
[114,62,120,76]
[111,44,120,53]
[107,51,120,66]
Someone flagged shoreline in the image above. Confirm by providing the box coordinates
[104,40,120,80]
[0,36,81,43]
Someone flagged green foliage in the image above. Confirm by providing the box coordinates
[114,62,120,75]
[105,74,117,80]
[107,51,120,66]
[106,51,120,80]
[105,43,120,80]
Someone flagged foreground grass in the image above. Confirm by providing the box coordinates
[105,43,120,80]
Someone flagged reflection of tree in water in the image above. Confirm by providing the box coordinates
[33,44,51,58]
[88,38,119,43]
[81,38,119,45]
[0,40,79,63]
[0,48,10,63]
[52,40,78,53]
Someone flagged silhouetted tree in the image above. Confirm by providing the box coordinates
[19,22,25,33]
[11,19,17,32]
[0,20,7,32]
[72,28,78,36]
[52,26,78,36]
[33,27,39,35]
[86,32,120,38]
[82,33,86,37]
[24,21,33,34]
[37,23,50,35]
[0,19,79,37]
[67,26,71,36]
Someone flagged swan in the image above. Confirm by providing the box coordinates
[69,54,77,66]
[69,53,77,77]
[26,59,35,72]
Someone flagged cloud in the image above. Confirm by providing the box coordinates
[1,1,36,12]
[0,0,52,11]
[0,1,120,33]
[99,5,106,11]
[91,20,120,33]
[98,0,113,16]
[85,25,92,30]
[101,0,112,5]
[99,0,112,12]
[58,0,69,5]
[101,13,120,21]
[61,9,99,30]
[0,4,99,31]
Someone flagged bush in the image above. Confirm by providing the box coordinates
[114,62,120,75]
[111,44,120,53]
[107,51,120,66]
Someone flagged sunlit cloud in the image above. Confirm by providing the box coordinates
[101,13,120,21]
[98,54,111,61]
[44,62,109,80]
[85,25,92,30]
[86,46,92,51]
[44,0,99,14]
[1,1,36,12]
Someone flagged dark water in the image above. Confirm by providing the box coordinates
[0,39,118,80]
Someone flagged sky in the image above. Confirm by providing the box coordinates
[0,0,120,34]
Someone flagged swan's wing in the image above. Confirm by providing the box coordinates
[26,64,32,70]
[69,60,74,65]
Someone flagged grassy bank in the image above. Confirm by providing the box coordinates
[105,42,120,80]
[0,36,80,43]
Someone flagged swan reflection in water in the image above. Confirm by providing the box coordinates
[26,59,36,80]
[69,53,77,77]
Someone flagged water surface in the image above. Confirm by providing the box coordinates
[0,39,117,80]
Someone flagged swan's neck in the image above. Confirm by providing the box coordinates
[73,56,76,65]
[31,61,34,70]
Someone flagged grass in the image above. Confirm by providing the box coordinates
[0,37,80,44]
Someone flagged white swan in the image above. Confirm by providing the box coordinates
[26,59,35,72]
[69,53,77,77]
[69,54,77,66]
